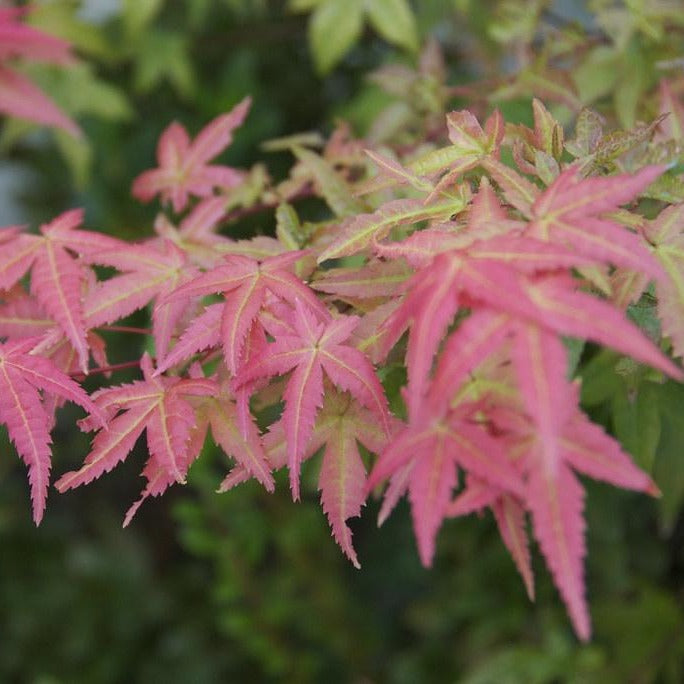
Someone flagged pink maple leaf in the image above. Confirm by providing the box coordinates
[314,391,389,568]
[510,328,657,641]
[0,210,123,373]
[157,251,326,375]
[122,368,272,525]
[229,387,392,568]
[382,248,681,404]
[484,158,666,279]
[234,300,390,500]
[0,7,80,135]
[525,164,666,276]
[367,378,525,567]
[132,97,251,212]
[379,239,600,400]
[425,307,662,640]
[55,354,215,496]
[0,336,102,524]
[83,239,199,360]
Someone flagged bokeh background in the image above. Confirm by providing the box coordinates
[1,1,684,681]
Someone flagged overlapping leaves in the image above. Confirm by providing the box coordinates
[2,93,684,646]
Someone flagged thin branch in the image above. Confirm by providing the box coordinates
[70,358,151,381]
[97,324,153,335]
[219,185,314,226]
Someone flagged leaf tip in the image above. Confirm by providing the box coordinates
[290,473,301,502]
[53,473,73,494]
[32,504,45,526]
[646,479,662,498]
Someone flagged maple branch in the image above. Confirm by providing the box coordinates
[197,347,223,366]
[97,324,153,335]
[219,186,314,227]
[70,358,152,381]
[201,16,305,50]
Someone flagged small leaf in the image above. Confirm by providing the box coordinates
[309,0,364,74]
[276,202,304,249]
[132,29,195,97]
[123,0,164,37]
[319,195,469,262]
[0,66,80,137]
[612,383,662,472]
[365,0,419,53]
[294,147,365,217]
[570,108,604,158]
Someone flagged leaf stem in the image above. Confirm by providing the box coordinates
[70,358,153,380]
[97,325,153,335]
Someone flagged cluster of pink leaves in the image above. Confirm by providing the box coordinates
[0,6,80,135]
[2,93,684,642]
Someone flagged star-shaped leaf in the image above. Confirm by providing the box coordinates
[0,337,102,523]
[235,300,390,499]
[132,97,250,212]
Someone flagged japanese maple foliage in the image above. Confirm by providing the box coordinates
[131,97,251,212]
[0,6,80,135]
[3,76,684,643]
[0,336,103,524]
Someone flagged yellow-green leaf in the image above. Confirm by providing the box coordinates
[28,3,114,59]
[309,0,364,74]
[365,0,419,53]
[54,130,92,189]
[133,30,195,97]
[26,63,133,121]
[288,0,323,10]
[123,0,165,38]
[276,203,304,249]
[319,195,469,262]
[294,147,366,217]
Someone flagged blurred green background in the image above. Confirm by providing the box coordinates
[1,1,684,681]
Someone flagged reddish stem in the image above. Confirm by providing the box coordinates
[97,325,153,335]
[70,358,153,380]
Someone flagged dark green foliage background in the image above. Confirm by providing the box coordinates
[1,1,683,681]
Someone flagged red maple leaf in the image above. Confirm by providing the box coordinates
[501,327,656,641]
